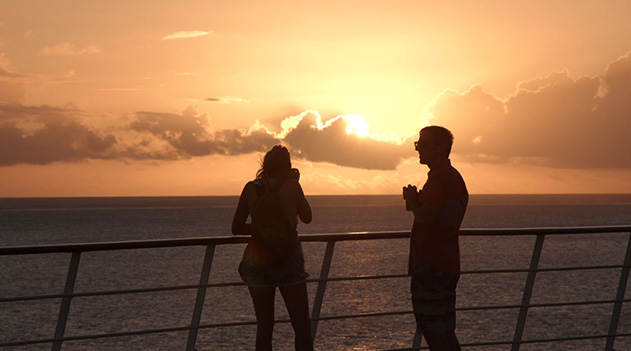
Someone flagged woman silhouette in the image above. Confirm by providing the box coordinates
[232,145,314,351]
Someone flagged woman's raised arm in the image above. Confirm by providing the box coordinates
[296,182,312,224]
[231,182,253,235]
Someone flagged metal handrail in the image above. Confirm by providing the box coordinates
[1,225,630,351]
[2,226,629,256]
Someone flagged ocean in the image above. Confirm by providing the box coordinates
[1,194,631,350]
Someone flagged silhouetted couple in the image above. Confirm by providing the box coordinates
[232,126,467,351]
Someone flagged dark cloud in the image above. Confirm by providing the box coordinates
[0,104,118,166]
[0,104,280,166]
[428,52,631,169]
[129,108,278,158]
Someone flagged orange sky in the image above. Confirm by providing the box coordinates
[1,1,630,196]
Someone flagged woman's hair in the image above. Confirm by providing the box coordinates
[256,145,292,180]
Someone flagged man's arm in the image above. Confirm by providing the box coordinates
[412,176,444,227]
[413,201,440,226]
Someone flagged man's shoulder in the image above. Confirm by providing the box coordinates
[447,165,465,181]
[429,164,467,197]
[429,164,463,181]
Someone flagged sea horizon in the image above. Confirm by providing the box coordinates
[1,193,631,210]
[2,192,631,198]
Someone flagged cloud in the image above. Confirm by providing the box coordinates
[39,42,101,56]
[1,52,78,83]
[0,53,27,79]
[160,30,212,41]
[280,111,409,170]
[1,53,629,170]
[0,101,408,169]
[126,109,409,169]
[0,102,275,166]
[128,106,279,159]
[0,104,117,166]
[95,87,143,92]
[188,96,250,104]
[426,52,631,169]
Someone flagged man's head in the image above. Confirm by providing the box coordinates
[415,126,453,165]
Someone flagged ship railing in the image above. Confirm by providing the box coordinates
[0,226,630,351]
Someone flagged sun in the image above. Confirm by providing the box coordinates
[343,114,370,137]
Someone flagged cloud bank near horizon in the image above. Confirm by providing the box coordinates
[1,52,629,170]
[427,52,631,169]
[0,104,410,169]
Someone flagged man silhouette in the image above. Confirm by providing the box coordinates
[403,126,468,351]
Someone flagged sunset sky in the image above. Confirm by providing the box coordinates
[1,1,630,197]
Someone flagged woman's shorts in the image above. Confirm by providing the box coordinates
[239,240,308,287]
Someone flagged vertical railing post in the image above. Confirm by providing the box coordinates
[605,232,631,351]
[52,251,81,351]
[310,240,336,341]
[186,245,215,351]
[511,234,545,351]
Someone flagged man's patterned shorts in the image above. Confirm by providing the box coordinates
[410,264,459,333]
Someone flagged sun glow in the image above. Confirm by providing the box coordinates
[343,114,370,137]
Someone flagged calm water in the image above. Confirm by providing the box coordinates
[1,194,631,350]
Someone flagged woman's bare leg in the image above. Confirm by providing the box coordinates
[279,283,314,351]
[248,285,276,351]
